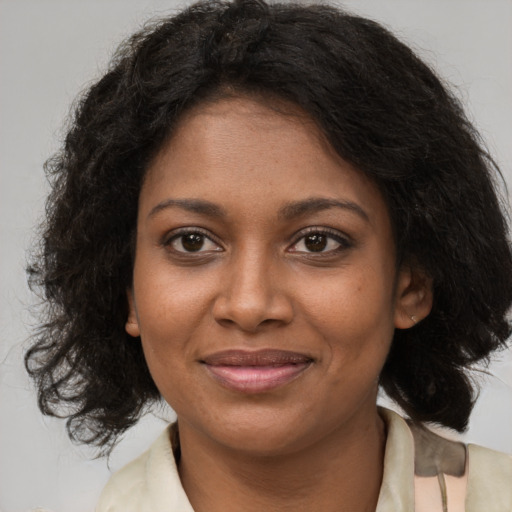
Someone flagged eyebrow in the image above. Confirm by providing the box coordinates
[278,197,369,222]
[148,196,369,222]
[148,198,226,219]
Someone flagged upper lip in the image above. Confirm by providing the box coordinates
[201,349,313,366]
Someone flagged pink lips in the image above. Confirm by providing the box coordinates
[201,349,313,393]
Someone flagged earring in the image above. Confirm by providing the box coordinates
[410,315,418,324]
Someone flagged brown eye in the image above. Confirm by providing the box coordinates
[289,229,351,254]
[181,233,205,252]
[168,231,221,253]
[304,234,328,252]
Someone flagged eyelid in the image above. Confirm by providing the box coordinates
[288,226,353,253]
[160,225,352,255]
[162,227,224,252]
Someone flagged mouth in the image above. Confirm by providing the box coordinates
[201,349,313,394]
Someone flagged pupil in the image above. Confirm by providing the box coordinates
[182,233,204,252]
[305,234,327,252]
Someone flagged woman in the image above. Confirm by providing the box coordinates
[26,0,512,510]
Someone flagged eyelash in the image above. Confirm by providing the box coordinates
[162,226,353,256]
[163,227,223,254]
[289,227,353,255]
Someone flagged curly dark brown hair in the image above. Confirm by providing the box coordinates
[26,0,512,454]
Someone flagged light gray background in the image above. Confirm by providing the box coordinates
[1,1,511,511]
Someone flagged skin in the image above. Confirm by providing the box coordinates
[126,96,432,512]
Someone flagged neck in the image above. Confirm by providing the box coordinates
[178,408,386,512]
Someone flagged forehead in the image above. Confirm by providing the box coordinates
[140,96,389,230]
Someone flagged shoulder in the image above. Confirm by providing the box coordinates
[95,424,194,512]
[96,448,151,512]
[379,407,512,511]
[409,414,512,511]
[466,443,512,511]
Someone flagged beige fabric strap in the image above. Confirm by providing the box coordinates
[414,436,512,511]
[414,471,468,512]
[410,419,468,512]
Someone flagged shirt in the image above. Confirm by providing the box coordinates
[96,408,512,511]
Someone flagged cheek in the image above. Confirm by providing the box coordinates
[133,260,214,339]
[132,272,205,387]
[134,279,203,411]
[299,268,396,365]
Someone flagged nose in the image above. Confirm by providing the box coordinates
[212,248,294,333]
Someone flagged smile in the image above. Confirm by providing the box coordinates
[201,349,313,393]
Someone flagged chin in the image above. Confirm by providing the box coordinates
[200,407,315,457]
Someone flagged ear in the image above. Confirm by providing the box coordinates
[125,289,141,338]
[394,265,433,329]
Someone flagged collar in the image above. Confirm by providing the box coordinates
[375,407,415,511]
[143,407,416,511]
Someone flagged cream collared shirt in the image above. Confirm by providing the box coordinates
[96,408,512,511]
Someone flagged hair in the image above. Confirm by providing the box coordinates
[26,0,512,454]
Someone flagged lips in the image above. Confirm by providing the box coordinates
[201,349,313,393]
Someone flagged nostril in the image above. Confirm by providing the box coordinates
[211,272,294,331]
[214,312,292,333]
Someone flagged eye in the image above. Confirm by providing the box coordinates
[167,230,222,253]
[289,229,351,254]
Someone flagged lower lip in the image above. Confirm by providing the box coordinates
[204,363,311,393]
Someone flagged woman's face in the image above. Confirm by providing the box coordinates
[127,96,423,455]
